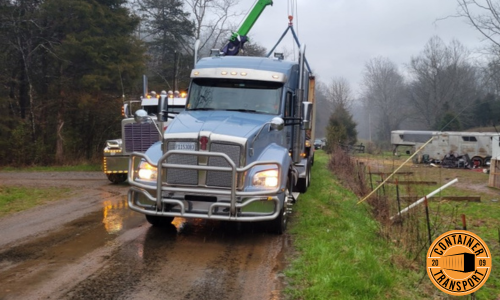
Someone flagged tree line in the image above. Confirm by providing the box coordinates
[315,2,500,150]
[4,0,496,165]
[0,0,267,166]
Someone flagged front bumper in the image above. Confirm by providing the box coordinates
[127,151,283,222]
[103,154,129,174]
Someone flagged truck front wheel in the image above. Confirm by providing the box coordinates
[269,182,290,234]
[145,215,174,227]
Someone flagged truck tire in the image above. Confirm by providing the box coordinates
[269,182,290,234]
[107,173,127,184]
[145,215,174,227]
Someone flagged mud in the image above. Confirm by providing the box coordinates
[0,172,288,300]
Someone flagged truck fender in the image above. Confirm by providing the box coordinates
[143,141,163,164]
[253,143,292,191]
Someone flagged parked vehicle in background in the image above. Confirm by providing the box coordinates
[391,130,497,167]
[103,76,186,184]
[314,138,325,150]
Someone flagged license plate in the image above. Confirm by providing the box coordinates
[174,142,196,151]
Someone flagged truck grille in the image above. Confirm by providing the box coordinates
[207,143,241,187]
[166,141,199,185]
[165,141,242,188]
[124,123,159,152]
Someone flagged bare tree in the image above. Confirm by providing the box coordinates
[456,0,500,48]
[362,57,408,141]
[407,36,478,129]
[314,82,333,138]
[483,53,500,94]
[184,0,242,57]
[326,77,354,110]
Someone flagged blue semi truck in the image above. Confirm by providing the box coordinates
[126,2,315,234]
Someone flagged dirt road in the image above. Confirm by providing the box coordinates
[0,172,288,300]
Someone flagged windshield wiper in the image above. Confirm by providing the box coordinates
[225,109,257,113]
[189,107,216,111]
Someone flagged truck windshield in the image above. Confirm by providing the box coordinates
[187,78,283,114]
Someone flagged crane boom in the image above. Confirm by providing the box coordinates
[221,0,273,55]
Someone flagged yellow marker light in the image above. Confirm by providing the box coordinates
[305,140,311,147]
[193,71,199,76]
[180,92,187,98]
[230,71,237,76]
[272,75,280,79]
[241,72,247,76]
[221,71,228,75]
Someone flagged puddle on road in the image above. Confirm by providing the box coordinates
[101,197,140,234]
[0,195,145,299]
[1,191,294,300]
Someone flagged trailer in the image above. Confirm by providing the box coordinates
[391,130,497,167]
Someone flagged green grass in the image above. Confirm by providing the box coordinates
[0,186,72,217]
[285,151,424,299]
[354,154,500,299]
[431,200,500,299]
[0,164,101,172]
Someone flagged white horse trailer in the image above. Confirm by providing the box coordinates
[391,130,498,166]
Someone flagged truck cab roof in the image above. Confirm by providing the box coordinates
[195,56,296,76]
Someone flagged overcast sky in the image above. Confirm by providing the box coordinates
[241,0,489,97]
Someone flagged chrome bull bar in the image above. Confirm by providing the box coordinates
[127,151,282,221]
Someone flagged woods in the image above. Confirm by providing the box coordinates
[1,0,146,165]
[0,0,240,166]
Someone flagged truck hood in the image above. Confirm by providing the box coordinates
[166,111,276,138]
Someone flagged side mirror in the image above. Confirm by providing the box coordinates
[301,102,312,130]
[270,117,284,131]
[123,103,130,118]
[158,94,169,122]
[134,109,149,123]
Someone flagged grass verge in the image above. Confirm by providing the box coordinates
[0,186,72,217]
[285,151,424,299]
[357,153,500,299]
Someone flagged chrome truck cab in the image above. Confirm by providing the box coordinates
[128,54,313,234]
[103,90,186,184]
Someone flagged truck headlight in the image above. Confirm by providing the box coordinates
[137,161,157,181]
[252,169,279,187]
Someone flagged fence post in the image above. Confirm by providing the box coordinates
[396,179,402,225]
[424,196,432,247]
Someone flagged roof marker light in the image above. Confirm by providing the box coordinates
[230,71,237,76]
[221,71,228,75]
[241,72,247,76]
